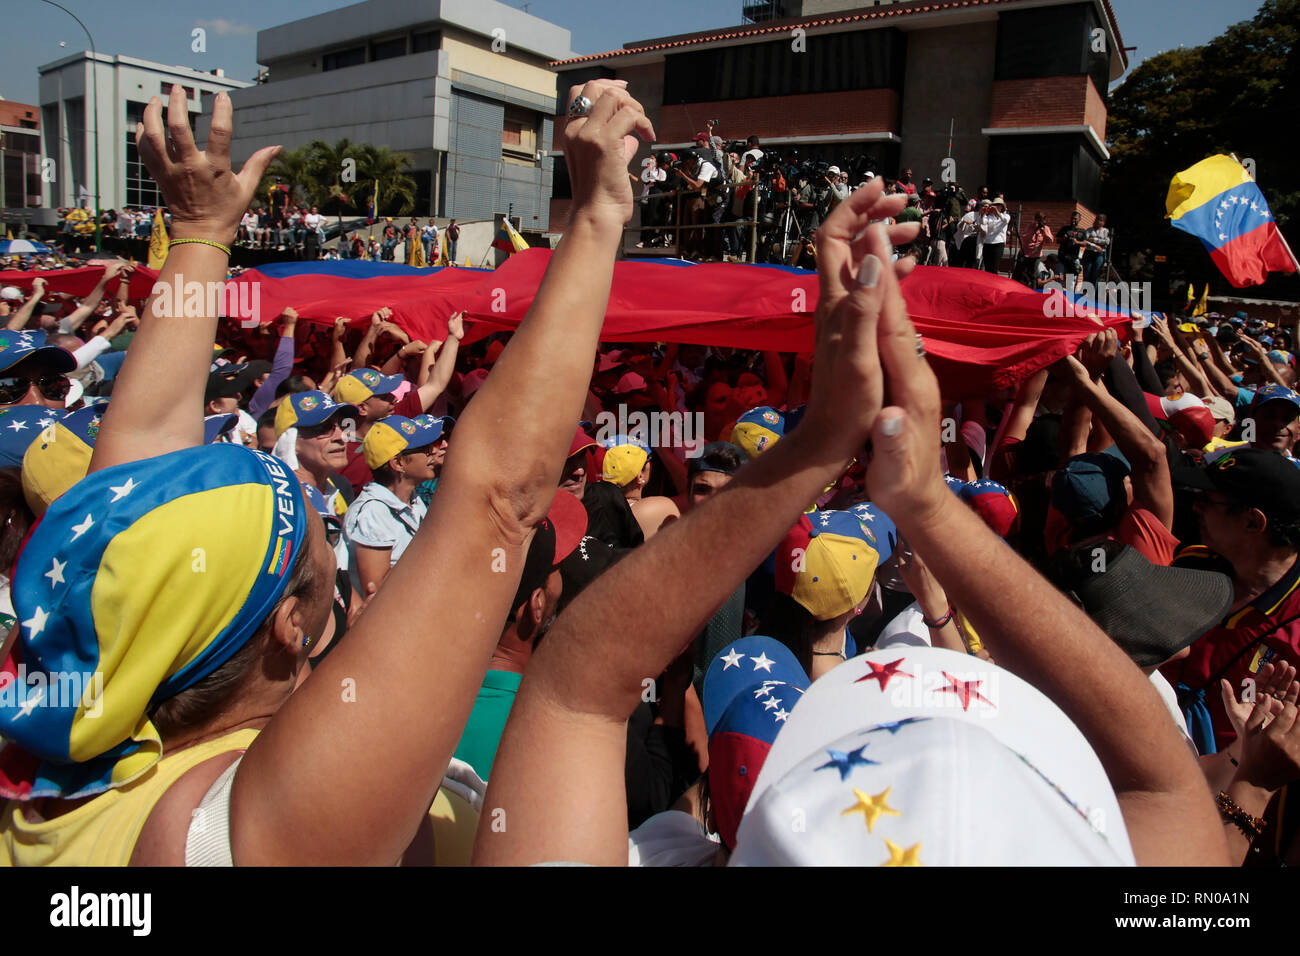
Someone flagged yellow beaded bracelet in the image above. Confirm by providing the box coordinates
[168,238,232,256]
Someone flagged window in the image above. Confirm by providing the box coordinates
[413,30,441,54]
[662,28,905,104]
[987,134,1102,210]
[996,3,1109,101]
[502,106,538,165]
[323,46,366,71]
[372,37,406,61]
[551,154,571,199]
[161,82,196,100]
[124,101,163,208]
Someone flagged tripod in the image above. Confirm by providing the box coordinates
[778,190,807,263]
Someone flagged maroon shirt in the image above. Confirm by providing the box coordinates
[338,387,425,494]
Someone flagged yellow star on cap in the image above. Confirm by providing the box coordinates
[881,839,923,867]
[841,787,901,833]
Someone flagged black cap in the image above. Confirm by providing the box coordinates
[1182,448,1300,524]
[1052,540,1234,667]
[204,365,255,403]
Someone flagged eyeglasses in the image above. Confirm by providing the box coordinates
[299,421,343,440]
[0,373,70,406]
[322,516,343,547]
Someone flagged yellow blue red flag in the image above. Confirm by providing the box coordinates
[1167,155,1296,288]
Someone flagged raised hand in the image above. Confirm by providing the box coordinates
[446,311,465,341]
[563,79,655,228]
[1236,677,1300,793]
[135,86,279,244]
[799,179,920,464]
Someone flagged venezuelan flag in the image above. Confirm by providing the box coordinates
[1167,155,1297,288]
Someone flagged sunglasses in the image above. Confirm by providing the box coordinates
[322,515,343,547]
[0,373,70,406]
[299,420,344,440]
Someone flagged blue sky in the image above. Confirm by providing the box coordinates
[1,0,1269,105]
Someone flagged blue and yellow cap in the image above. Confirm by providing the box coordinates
[332,368,403,405]
[774,509,880,621]
[362,414,440,470]
[731,406,785,459]
[411,413,454,442]
[20,404,105,518]
[599,436,650,486]
[0,406,62,468]
[0,443,310,800]
[0,329,76,375]
[274,389,357,439]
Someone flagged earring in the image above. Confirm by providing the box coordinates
[302,634,313,649]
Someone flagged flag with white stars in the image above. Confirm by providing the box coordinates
[1167,155,1297,288]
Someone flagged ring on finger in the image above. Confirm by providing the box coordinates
[915,333,926,358]
[568,95,594,118]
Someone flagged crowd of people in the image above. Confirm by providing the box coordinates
[0,81,1295,869]
[638,126,1111,285]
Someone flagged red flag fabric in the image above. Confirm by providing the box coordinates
[451,251,1132,397]
[0,265,160,301]
[1212,221,1298,288]
[4,255,1134,398]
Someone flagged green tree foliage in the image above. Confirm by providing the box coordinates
[1104,0,1298,294]
[252,140,418,217]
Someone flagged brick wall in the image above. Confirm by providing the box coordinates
[988,75,1106,140]
[656,89,900,142]
[0,101,39,129]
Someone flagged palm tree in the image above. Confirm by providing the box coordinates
[356,144,418,217]
[307,138,363,214]
[260,145,319,210]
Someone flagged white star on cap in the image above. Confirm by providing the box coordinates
[70,513,95,541]
[22,606,48,637]
[773,708,790,722]
[720,647,744,670]
[44,557,65,587]
[753,682,778,699]
[109,477,137,502]
[750,652,775,672]
[12,687,43,720]
[6,419,28,432]
[762,696,781,711]
[38,417,55,428]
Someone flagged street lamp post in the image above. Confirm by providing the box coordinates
[41,0,101,253]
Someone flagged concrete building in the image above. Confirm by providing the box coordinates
[549,0,1127,237]
[0,98,42,210]
[200,0,573,231]
[37,53,252,211]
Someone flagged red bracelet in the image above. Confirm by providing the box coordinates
[923,605,954,629]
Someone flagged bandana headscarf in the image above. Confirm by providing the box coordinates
[0,443,309,800]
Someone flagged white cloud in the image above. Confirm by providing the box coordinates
[195,18,256,37]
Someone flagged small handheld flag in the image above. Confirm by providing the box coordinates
[1167,155,1298,288]
[147,209,169,270]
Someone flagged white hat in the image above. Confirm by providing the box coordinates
[0,286,22,301]
[730,647,1135,866]
[828,166,841,176]
[864,171,876,180]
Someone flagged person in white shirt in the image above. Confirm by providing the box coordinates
[953,202,985,269]
[978,198,1011,274]
[344,414,440,595]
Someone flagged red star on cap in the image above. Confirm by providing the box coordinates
[937,671,996,711]
[854,658,913,691]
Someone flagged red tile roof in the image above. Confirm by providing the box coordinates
[551,0,1125,70]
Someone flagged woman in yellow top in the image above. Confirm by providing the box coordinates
[0,78,654,864]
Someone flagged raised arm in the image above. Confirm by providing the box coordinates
[58,262,130,335]
[5,277,45,330]
[230,79,656,866]
[475,183,921,866]
[89,87,278,474]
[247,308,298,417]
[411,311,464,410]
[866,316,1225,865]
[1058,352,1174,529]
